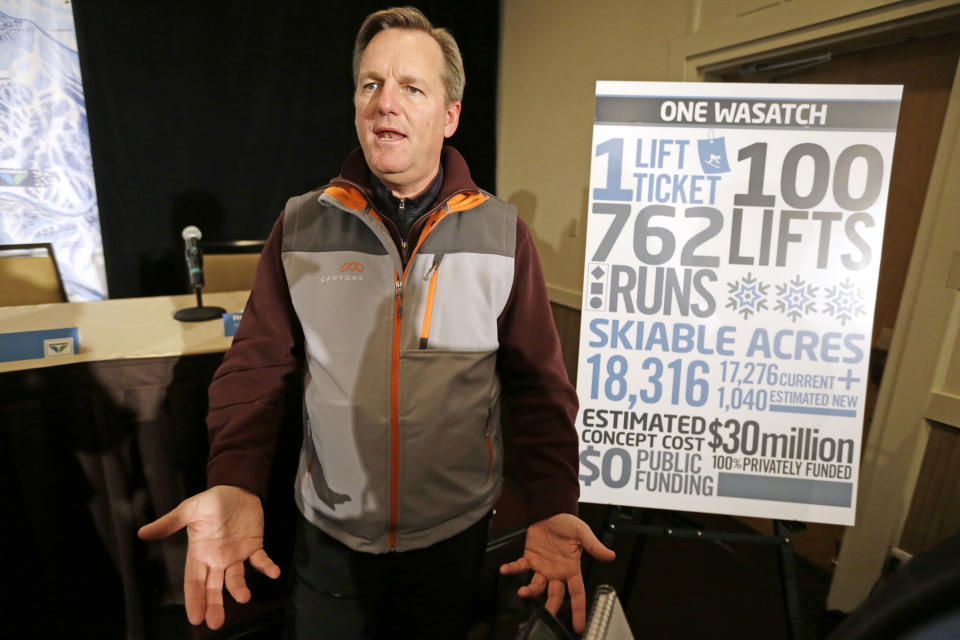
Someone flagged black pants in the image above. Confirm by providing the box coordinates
[285,514,490,639]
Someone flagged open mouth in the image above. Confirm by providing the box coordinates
[375,127,406,142]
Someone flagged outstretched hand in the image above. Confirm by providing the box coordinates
[137,485,280,630]
[500,513,616,633]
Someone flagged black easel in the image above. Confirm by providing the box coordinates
[586,506,806,640]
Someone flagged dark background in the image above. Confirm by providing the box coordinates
[72,1,500,298]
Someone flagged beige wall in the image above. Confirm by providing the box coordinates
[497,0,693,307]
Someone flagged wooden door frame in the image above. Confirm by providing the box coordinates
[665,0,960,610]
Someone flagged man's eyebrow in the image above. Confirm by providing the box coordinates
[396,73,425,86]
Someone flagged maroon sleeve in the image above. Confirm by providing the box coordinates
[497,217,580,523]
[206,211,304,498]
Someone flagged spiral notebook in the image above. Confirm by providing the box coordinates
[583,584,635,640]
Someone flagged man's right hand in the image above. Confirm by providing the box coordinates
[137,484,281,630]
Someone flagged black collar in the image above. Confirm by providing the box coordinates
[368,166,444,237]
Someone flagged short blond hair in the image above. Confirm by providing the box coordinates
[353,6,465,104]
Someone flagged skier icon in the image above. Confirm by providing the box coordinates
[698,131,731,173]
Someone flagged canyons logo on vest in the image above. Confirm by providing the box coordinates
[318,261,365,283]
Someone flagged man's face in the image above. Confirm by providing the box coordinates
[354,28,461,198]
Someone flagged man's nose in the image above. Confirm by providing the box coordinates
[376,82,399,114]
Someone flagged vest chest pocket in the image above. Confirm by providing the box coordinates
[418,253,444,349]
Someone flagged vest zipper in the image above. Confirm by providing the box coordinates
[390,269,403,549]
[388,208,457,550]
[322,181,485,551]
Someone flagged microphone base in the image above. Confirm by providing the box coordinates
[174,305,226,322]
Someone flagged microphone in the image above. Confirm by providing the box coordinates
[182,225,204,289]
[174,225,225,322]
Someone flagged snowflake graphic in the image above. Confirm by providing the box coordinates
[775,275,817,323]
[726,273,769,319]
[823,278,866,326]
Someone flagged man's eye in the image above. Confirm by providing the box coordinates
[406,86,422,95]
[363,82,379,91]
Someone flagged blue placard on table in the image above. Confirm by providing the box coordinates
[0,327,80,363]
[223,312,243,337]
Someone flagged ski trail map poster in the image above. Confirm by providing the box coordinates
[0,0,106,300]
[577,82,902,525]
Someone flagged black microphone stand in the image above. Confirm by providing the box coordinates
[174,286,226,322]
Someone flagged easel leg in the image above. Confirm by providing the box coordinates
[587,509,809,638]
[774,520,805,640]
[584,505,620,592]
[619,509,651,606]
[601,505,620,549]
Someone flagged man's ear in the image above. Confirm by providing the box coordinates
[444,101,462,138]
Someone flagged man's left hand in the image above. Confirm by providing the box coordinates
[500,513,616,633]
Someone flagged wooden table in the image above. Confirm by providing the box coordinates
[0,290,250,372]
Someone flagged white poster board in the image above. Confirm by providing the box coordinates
[577,82,902,525]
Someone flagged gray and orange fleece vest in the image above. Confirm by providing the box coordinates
[283,176,515,553]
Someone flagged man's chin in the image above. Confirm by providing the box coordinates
[367,156,409,178]
[367,163,409,187]
[365,148,403,169]
[370,164,407,179]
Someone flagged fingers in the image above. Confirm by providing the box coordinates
[205,566,226,630]
[515,570,585,630]
[249,548,281,579]
[184,555,207,626]
[516,572,546,598]
[224,562,250,604]
[577,520,617,562]
[545,579,565,615]
[186,553,268,630]
[567,573,588,633]
[499,556,531,575]
[138,499,191,540]
[518,574,564,620]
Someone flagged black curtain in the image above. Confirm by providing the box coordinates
[73,1,500,298]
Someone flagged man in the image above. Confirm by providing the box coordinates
[139,7,613,638]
